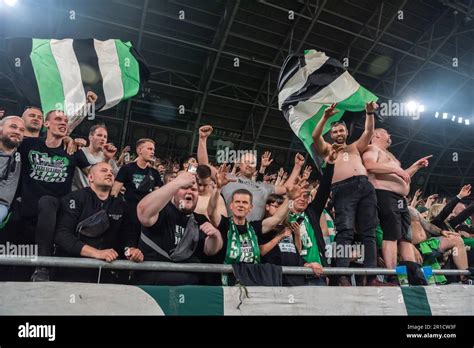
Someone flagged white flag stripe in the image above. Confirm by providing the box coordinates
[305,71,359,104]
[278,50,329,109]
[288,102,323,136]
[289,72,359,135]
[50,39,86,115]
[94,39,124,110]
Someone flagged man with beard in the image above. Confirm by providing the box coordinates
[0,116,25,226]
[54,162,143,283]
[312,102,386,286]
[136,171,223,285]
[362,128,432,283]
[72,124,118,191]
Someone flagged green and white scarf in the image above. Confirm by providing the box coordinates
[323,209,335,244]
[289,212,321,263]
[222,219,261,286]
[224,219,261,264]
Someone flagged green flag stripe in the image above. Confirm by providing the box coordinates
[30,39,65,116]
[138,285,224,316]
[401,287,432,316]
[114,40,140,104]
[296,85,378,148]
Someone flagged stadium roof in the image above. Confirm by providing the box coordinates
[1,0,474,196]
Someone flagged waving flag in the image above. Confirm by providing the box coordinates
[6,38,149,131]
[278,49,378,172]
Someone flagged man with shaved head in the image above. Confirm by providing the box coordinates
[54,162,143,283]
[21,106,43,138]
[363,127,432,283]
[0,116,25,225]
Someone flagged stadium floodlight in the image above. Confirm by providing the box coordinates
[442,112,448,119]
[452,115,456,122]
[465,120,470,125]
[4,0,18,6]
[458,117,463,123]
[435,112,439,118]
[406,101,418,113]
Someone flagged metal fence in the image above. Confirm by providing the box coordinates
[0,256,470,276]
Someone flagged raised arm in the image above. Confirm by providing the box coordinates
[137,171,197,227]
[307,143,342,216]
[312,103,338,157]
[274,153,305,195]
[208,164,235,227]
[355,101,376,153]
[262,178,306,233]
[405,155,432,177]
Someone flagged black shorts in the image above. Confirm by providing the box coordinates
[376,189,410,241]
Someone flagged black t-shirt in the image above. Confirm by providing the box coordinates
[258,225,306,286]
[215,217,263,264]
[139,202,208,263]
[18,137,90,217]
[115,162,163,203]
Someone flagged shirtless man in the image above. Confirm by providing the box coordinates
[408,206,468,282]
[195,164,227,219]
[362,128,432,277]
[312,102,381,286]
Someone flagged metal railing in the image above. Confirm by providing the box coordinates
[0,256,470,276]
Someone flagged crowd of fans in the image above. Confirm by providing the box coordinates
[0,101,473,286]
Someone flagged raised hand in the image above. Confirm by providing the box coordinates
[365,101,378,114]
[302,165,312,180]
[294,153,305,167]
[323,103,338,119]
[199,125,213,139]
[286,176,308,200]
[413,155,432,169]
[216,164,236,188]
[87,90,98,104]
[261,151,274,168]
[459,184,472,198]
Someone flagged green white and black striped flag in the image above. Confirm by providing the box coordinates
[6,38,149,131]
[278,49,378,172]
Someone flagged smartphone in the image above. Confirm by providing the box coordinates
[188,165,197,174]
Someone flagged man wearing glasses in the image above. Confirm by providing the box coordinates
[311,102,389,286]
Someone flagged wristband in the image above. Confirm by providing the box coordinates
[366,112,375,115]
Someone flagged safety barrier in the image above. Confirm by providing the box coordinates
[0,256,470,276]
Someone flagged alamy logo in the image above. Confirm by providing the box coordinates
[18,322,56,341]
[216,148,257,165]
[325,243,365,262]
[379,100,425,120]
